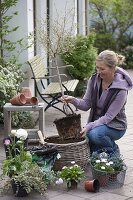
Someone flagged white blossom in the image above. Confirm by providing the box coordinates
[101,158,107,163]
[101,166,105,170]
[109,161,113,165]
[106,163,110,166]
[56,178,63,185]
[96,160,101,163]
[62,166,67,169]
[74,164,79,167]
[71,161,75,164]
[57,153,61,159]
[11,130,17,136]
[15,129,28,140]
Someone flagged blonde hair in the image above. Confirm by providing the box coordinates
[96,50,125,67]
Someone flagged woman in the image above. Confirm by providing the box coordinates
[62,50,133,155]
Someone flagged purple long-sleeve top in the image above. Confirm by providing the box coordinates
[71,67,133,132]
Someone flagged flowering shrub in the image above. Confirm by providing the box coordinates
[57,161,85,188]
[90,151,126,174]
[2,129,32,177]
[1,129,48,196]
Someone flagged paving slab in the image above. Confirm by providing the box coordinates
[0,70,133,200]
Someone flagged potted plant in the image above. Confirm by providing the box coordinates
[11,161,47,197]
[0,129,47,197]
[57,161,85,190]
[90,151,127,187]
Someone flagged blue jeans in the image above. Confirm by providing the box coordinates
[86,125,126,155]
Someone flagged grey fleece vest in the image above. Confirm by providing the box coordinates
[88,74,127,130]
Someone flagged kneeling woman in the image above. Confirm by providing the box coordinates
[62,50,133,155]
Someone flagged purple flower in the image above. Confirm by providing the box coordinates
[4,139,11,145]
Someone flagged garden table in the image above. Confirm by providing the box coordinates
[3,103,45,136]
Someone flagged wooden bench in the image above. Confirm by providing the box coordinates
[28,55,79,114]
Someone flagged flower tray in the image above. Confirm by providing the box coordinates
[91,165,127,188]
[44,135,90,171]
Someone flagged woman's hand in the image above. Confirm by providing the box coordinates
[80,127,87,137]
[61,95,75,103]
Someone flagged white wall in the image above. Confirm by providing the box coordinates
[5,0,87,95]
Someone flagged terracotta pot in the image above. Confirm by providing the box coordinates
[10,94,26,105]
[84,179,100,192]
[25,97,38,105]
[20,87,32,98]
[30,97,38,105]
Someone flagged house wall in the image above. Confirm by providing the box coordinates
[6,0,88,96]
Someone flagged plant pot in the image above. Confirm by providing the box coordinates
[30,97,38,105]
[97,175,109,187]
[20,87,32,98]
[25,97,38,105]
[12,180,28,197]
[67,180,78,190]
[10,93,26,105]
[84,179,100,192]
[109,173,118,181]
[54,113,81,139]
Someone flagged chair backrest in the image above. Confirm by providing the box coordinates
[28,55,48,82]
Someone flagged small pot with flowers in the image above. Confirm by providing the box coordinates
[90,151,127,187]
[56,161,85,190]
[0,129,47,197]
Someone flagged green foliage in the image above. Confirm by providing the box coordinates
[1,131,32,177]
[11,112,35,128]
[89,0,133,68]
[0,63,24,106]
[94,162,114,173]
[90,151,126,174]
[0,1,33,126]
[12,162,47,195]
[121,46,133,69]
[61,33,97,80]
[59,161,85,186]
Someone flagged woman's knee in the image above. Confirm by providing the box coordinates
[87,129,100,144]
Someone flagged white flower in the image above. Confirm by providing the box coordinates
[96,160,101,163]
[58,178,63,184]
[62,166,67,169]
[71,161,75,164]
[57,153,61,159]
[11,130,17,136]
[15,129,28,140]
[70,166,73,169]
[101,158,107,163]
[109,161,113,165]
[56,178,63,185]
[106,163,110,166]
[74,164,79,167]
[101,166,105,170]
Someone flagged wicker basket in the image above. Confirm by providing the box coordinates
[91,165,127,188]
[44,135,90,171]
